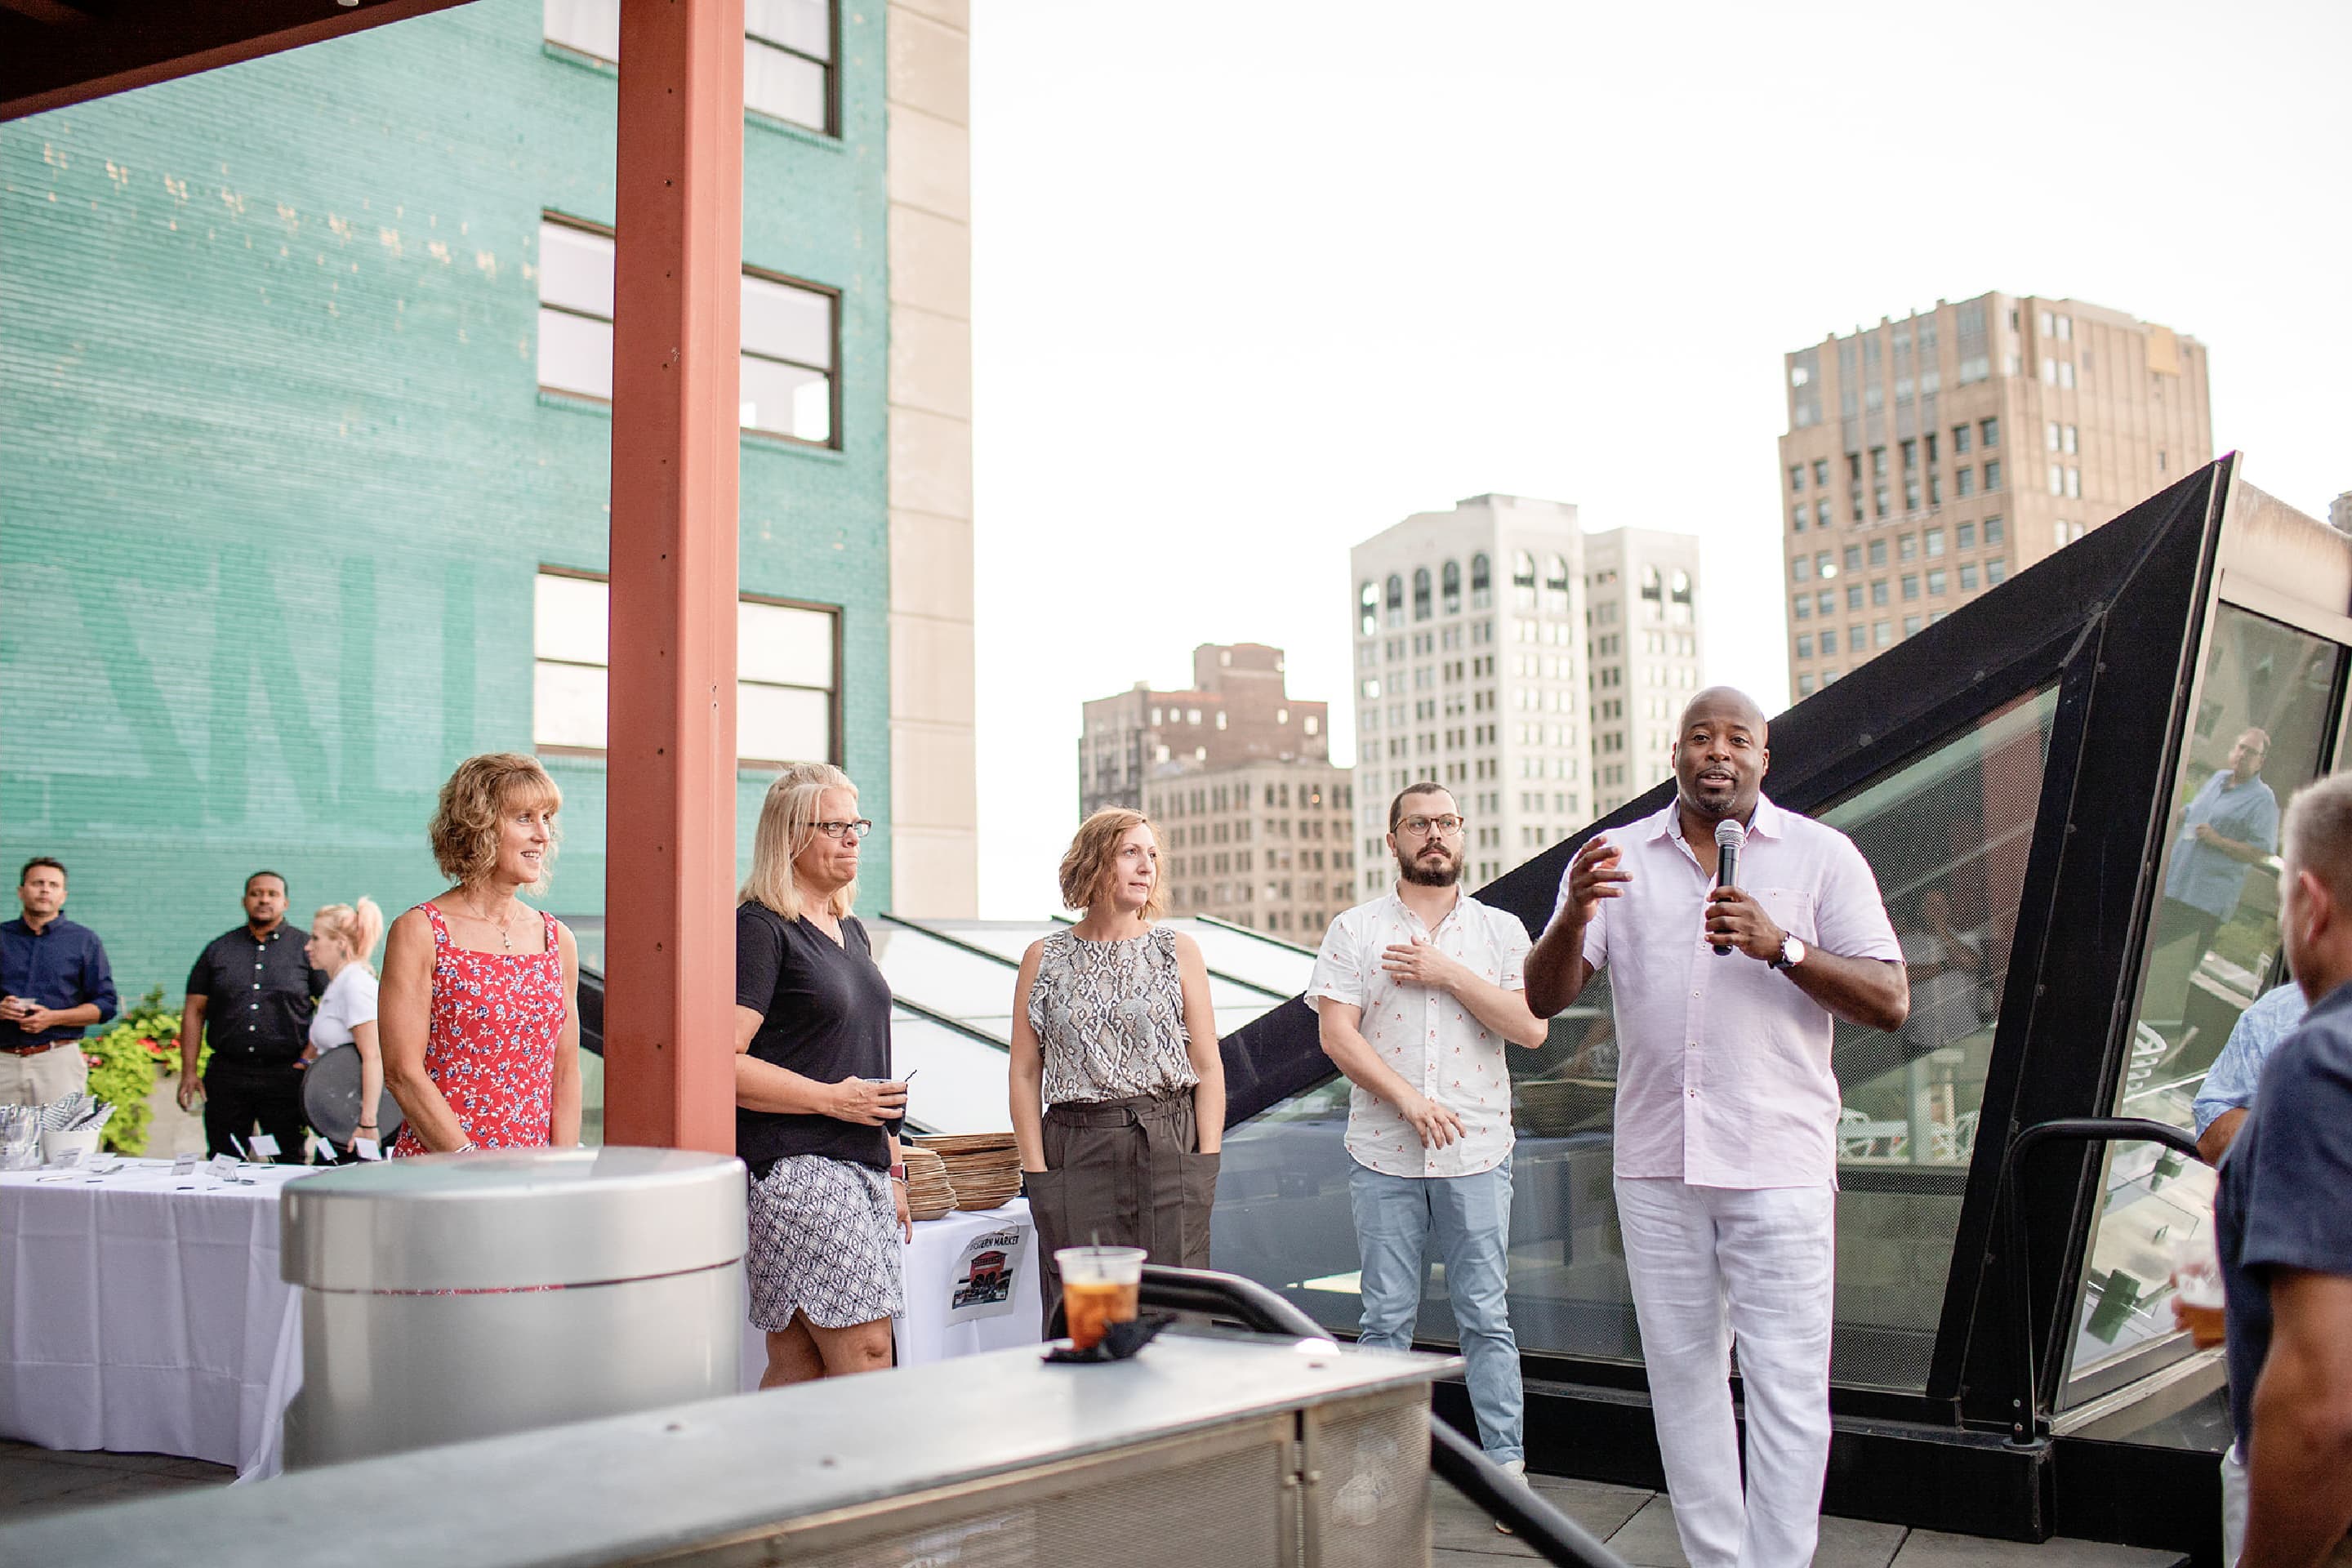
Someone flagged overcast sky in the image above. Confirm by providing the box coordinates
[964,0,2351,920]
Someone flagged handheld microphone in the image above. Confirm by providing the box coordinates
[1711,818,1747,956]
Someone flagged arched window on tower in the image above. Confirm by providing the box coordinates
[1412,567,1432,621]
[1471,553,1492,609]
[1512,550,1538,610]
[1442,560,1462,615]
[1385,574,1405,629]
[1544,554,1571,614]
[1359,581,1379,638]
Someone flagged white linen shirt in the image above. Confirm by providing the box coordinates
[1308,889,1533,1178]
[1557,795,1901,1190]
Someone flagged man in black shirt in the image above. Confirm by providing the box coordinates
[176,872,327,1160]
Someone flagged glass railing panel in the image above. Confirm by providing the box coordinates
[2062,602,2340,1399]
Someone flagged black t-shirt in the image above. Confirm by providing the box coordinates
[188,924,327,1070]
[736,902,898,1177]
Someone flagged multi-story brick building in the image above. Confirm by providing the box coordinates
[0,0,976,991]
[1780,294,2212,702]
[1078,644,1329,819]
[1145,760,1355,944]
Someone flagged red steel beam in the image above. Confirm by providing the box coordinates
[603,0,742,1152]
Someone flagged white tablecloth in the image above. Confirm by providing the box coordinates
[737,1200,1042,1388]
[0,1160,308,1477]
[2,1163,1038,1479]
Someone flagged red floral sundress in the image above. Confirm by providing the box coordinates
[390,902,566,1156]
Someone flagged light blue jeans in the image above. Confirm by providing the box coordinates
[1348,1156,1522,1464]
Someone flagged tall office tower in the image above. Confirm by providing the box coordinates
[1145,760,1356,942]
[2330,492,2352,535]
[1583,528,1704,817]
[1078,644,1330,819]
[1780,295,2213,702]
[1350,495,1588,896]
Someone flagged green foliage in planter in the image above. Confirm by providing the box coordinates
[77,987,208,1156]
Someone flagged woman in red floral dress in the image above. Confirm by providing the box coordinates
[381,753,581,1153]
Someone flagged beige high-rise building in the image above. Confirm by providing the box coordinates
[2330,492,2352,535]
[1584,528,1704,817]
[1146,761,1356,944]
[1350,495,1590,894]
[1779,294,2212,702]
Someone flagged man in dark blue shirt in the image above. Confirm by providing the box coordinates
[2215,775,2352,1568]
[0,858,119,1106]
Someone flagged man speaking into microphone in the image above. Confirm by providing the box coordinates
[1526,687,1908,1568]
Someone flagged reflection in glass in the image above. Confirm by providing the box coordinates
[2065,604,2336,1395]
[1214,688,2057,1394]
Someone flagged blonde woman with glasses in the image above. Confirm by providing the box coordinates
[735,763,909,1387]
[1011,808,1225,1333]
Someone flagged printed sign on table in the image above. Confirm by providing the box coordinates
[946,1223,1028,1324]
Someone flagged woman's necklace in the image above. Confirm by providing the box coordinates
[463,894,519,952]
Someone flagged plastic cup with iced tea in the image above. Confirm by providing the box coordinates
[1056,1245,1147,1351]
[2171,1231,2225,1349]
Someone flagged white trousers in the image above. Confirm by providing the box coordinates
[1616,1178,1836,1568]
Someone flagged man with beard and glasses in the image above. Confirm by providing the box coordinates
[1526,688,1909,1568]
[1309,781,1547,1487]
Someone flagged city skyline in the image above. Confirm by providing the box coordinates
[969,0,2350,921]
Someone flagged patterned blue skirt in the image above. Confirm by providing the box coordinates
[746,1154,905,1330]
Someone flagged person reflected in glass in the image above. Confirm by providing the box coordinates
[1525,689,1909,1568]
[381,754,581,1155]
[304,898,385,1161]
[2192,977,2305,1166]
[1308,784,1546,1485]
[2155,728,2278,1009]
[734,764,908,1387]
[1010,808,1224,1335]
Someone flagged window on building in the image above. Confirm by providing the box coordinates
[1470,553,1491,608]
[1870,580,1889,607]
[1927,568,1946,595]
[745,0,835,133]
[1546,555,1573,614]
[1873,486,1890,518]
[1929,473,1943,506]
[2046,421,2061,452]
[1819,626,1838,653]
[1899,533,1918,562]
[1980,417,2000,448]
[1987,559,2007,584]
[1385,574,1405,627]
[1815,551,1833,579]
[1925,526,1944,557]
[533,571,838,763]
[1873,620,1892,648]
[1953,423,1971,454]
[1870,446,1887,476]
[1957,522,1976,549]
[1797,673,1816,697]
[1848,452,1863,483]
[1901,439,1917,473]
[1412,567,1432,621]
[1959,564,1979,591]
[1984,515,2005,545]
[1867,539,1887,568]
[1796,634,1813,659]
[1984,460,2002,491]
[1904,480,1922,512]
[1924,431,1938,466]
[1789,464,1805,492]
[2063,424,2078,455]
[1441,559,1461,615]
[1902,574,1919,601]
[2050,463,2065,496]
[1811,458,1829,486]
[1359,581,1379,637]
[1846,584,1864,611]
[544,0,621,59]
[1956,466,1976,497]
[1512,551,1538,609]
[1903,614,1922,638]
[1815,590,1833,616]
[537,217,616,399]
[2065,467,2081,499]
[740,270,836,444]
[1793,595,1811,621]
[1815,499,1832,528]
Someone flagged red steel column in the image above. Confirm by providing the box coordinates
[604,0,743,1152]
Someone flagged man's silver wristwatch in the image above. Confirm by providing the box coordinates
[1770,934,1806,972]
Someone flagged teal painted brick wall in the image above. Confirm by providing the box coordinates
[0,0,893,998]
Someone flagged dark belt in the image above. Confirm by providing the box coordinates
[1044,1089,1192,1129]
[0,1040,69,1058]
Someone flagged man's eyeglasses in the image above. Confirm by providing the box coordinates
[1396,815,1467,839]
[813,820,874,841]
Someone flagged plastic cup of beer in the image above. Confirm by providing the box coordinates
[2171,1232,2225,1349]
[1055,1245,1147,1351]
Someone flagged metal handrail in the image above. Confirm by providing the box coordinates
[1992,1116,2204,1447]
[1137,1265,1629,1568]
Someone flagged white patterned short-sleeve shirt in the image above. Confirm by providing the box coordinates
[1307,889,1532,1178]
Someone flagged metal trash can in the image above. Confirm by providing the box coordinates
[279,1147,745,1469]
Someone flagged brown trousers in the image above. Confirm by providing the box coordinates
[1028,1090,1218,1334]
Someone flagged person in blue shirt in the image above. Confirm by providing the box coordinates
[2194,981,2305,1165]
[2212,774,2352,1568]
[0,858,119,1106]
[2155,730,2280,996]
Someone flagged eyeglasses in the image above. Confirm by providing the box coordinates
[813,820,874,841]
[1396,815,1467,839]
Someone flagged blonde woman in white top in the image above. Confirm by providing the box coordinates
[305,898,385,1157]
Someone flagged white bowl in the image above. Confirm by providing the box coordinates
[41,1127,102,1167]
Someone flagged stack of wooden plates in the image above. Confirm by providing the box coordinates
[901,1146,957,1223]
[912,1132,1024,1211]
